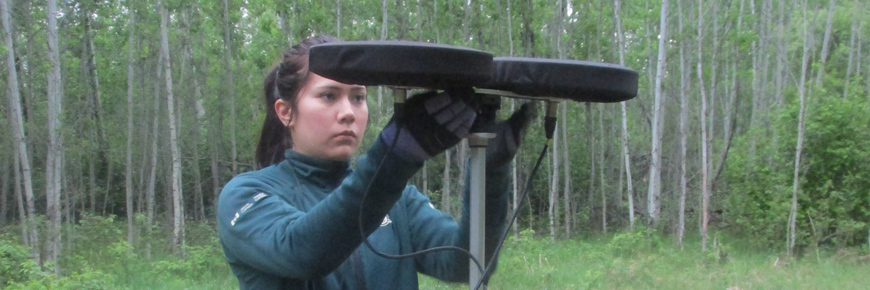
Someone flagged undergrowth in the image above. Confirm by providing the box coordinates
[2,217,869,289]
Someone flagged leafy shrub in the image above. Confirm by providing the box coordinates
[724,94,870,250]
[606,227,660,257]
[0,235,41,287]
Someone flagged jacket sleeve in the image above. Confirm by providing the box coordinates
[406,163,511,283]
[217,138,422,279]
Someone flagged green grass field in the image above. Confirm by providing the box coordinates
[3,223,868,289]
[421,230,870,289]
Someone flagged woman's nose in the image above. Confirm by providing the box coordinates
[337,97,356,124]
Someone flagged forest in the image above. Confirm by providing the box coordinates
[2,0,869,288]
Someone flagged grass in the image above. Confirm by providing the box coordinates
[3,219,869,289]
[420,230,870,290]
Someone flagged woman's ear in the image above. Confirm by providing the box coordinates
[275,99,293,128]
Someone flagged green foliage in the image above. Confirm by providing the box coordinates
[0,234,41,287]
[725,91,870,250]
[605,227,660,257]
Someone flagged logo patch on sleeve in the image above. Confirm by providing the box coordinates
[253,192,268,201]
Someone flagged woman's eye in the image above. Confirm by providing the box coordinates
[320,92,336,101]
[352,94,366,103]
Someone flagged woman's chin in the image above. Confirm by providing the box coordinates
[324,146,357,161]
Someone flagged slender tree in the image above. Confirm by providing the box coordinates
[222,0,238,175]
[648,0,669,228]
[1,160,7,225]
[549,122,560,241]
[844,0,863,98]
[2,0,39,263]
[614,0,635,229]
[698,0,711,251]
[146,39,165,260]
[159,0,185,256]
[126,5,137,245]
[789,0,814,257]
[676,0,689,247]
[45,0,65,272]
[813,0,836,88]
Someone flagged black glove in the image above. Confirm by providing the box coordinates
[480,102,537,169]
[379,88,477,163]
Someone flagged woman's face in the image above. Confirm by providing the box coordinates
[281,73,368,161]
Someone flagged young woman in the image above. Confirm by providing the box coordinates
[217,35,534,290]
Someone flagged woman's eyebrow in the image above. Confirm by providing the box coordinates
[315,85,366,91]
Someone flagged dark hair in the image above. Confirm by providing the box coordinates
[255,35,338,169]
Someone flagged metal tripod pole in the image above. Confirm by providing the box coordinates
[467,133,494,290]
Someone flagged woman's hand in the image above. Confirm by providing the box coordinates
[481,102,537,169]
[379,88,477,163]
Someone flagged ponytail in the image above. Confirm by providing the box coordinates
[255,35,338,169]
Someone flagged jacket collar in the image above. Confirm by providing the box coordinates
[283,149,350,190]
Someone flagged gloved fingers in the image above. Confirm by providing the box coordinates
[443,106,476,136]
[424,92,453,114]
[508,102,537,131]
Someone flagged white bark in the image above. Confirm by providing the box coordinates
[789,1,814,257]
[222,0,238,175]
[146,52,162,260]
[677,0,688,247]
[160,0,185,256]
[126,10,136,245]
[441,150,452,214]
[698,0,711,252]
[648,0,668,228]
[507,0,514,56]
[814,0,836,88]
[336,0,341,38]
[511,100,519,239]
[45,0,65,272]
[381,0,388,40]
[3,0,39,263]
[549,124,559,242]
[598,104,607,233]
[586,103,595,224]
[562,104,571,238]
[13,154,28,245]
[1,161,7,225]
[844,0,862,98]
[614,0,635,229]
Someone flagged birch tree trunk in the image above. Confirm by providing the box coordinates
[507,0,514,56]
[614,0,635,230]
[441,150,451,215]
[45,0,65,272]
[648,0,669,228]
[557,0,572,239]
[844,0,862,98]
[562,104,571,237]
[335,0,341,38]
[13,154,29,246]
[222,0,238,175]
[698,0,711,252]
[146,46,164,260]
[789,1,814,257]
[814,0,836,88]
[677,0,688,247]
[549,125,559,242]
[1,161,7,225]
[83,5,106,169]
[2,0,39,263]
[586,103,595,226]
[126,10,137,245]
[598,104,607,233]
[160,0,185,256]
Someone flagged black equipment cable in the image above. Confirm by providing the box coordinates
[357,98,555,290]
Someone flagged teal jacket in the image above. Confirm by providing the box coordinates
[217,139,509,289]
